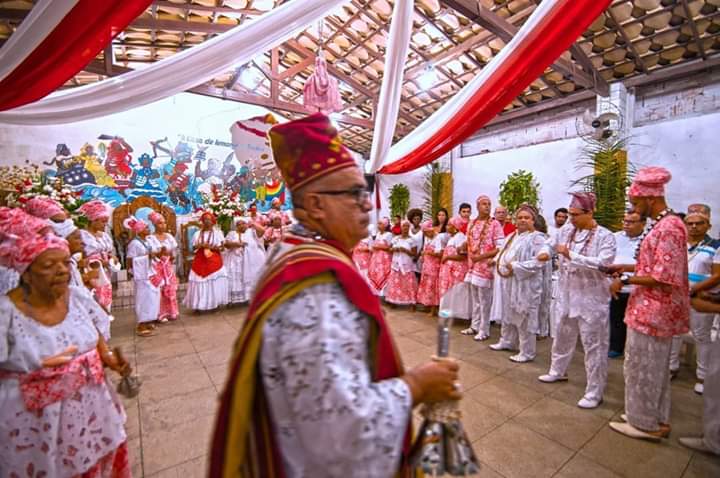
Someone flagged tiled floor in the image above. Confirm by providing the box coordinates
[108,305,720,477]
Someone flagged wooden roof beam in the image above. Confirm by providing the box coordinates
[152,0,263,16]
[440,0,608,96]
[681,0,707,60]
[606,7,648,74]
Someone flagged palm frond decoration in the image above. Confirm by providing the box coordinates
[571,136,637,232]
[422,162,452,219]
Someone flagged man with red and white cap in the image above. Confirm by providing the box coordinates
[461,194,504,341]
[607,166,689,441]
[536,192,616,409]
[210,114,461,477]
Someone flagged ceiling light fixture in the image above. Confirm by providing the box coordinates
[417,65,437,90]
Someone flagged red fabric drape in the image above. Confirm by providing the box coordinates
[0,0,152,112]
[378,0,612,175]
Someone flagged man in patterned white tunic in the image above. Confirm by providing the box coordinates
[210,113,462,478]
[536,192,617,409]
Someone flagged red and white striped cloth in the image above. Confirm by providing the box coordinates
[0,0,152,111]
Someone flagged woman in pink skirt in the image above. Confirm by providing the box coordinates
[386,220,418,306]
[438,216,471,319]
[148,211,179,322]
[417,220,447,315]
[368,217,393,296]
[352,234,372,283]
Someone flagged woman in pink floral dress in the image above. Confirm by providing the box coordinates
[352,234,372,283]
[0,221,130,478]
[417,220,447,315]
[148,211,179,322]
[368,218,393,296]
[386,221,419,306]
[438,217,471,319]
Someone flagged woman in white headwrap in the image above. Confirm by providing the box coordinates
[125,216,161,337]
[225,216,267,304]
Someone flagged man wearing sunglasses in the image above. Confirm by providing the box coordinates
[210,114,461,477]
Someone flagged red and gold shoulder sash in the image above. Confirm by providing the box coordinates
[208,238,408,478]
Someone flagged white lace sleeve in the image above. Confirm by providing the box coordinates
[260,282,411,477]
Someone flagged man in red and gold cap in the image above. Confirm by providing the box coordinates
[607,166,690,441]
[209,113,461,477]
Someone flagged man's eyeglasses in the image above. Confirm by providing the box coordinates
[314,186,371,206]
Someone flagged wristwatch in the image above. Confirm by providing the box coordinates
[620,275,631,286]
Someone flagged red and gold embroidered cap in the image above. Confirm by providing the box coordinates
[268,113,357,191]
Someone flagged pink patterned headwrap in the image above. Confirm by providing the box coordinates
[123,216,148,234]
[569,192,597,211]
[448,216,464,230]
[629,166,671,198]
[0,233,69,273]
[0,207,49,236]
[421,220,434,232]
[148,211,164,225]
[78,200,110,222]
[24,196,65,219]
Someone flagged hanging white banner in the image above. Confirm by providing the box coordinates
[367,0,414,174]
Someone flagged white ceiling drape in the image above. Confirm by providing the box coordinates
[0,0,350,125]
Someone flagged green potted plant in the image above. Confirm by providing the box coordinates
[498,169,540,215]
[388,183,410,219]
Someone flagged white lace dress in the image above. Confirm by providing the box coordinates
[0,286,126,477]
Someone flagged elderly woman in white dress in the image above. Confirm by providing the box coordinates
[0,224,130,477]
[489,205,551,363]
[224,217,267,304]
[125,216,161,337]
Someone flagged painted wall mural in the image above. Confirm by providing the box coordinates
[40,114,289,214]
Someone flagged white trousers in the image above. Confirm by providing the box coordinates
[469,285,493,335]
[624,329,672,432]
[548,314,609,401]
[498,319,537,359]
[669,309,715,379]
[703,338,720,453]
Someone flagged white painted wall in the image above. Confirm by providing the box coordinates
[453,137,587,220]
[450,110,720,235]
[628,110,720,227]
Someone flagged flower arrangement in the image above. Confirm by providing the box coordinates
[201,184,245,233]
[1,165,89,225]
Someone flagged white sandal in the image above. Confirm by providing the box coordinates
[460,327,477,336]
